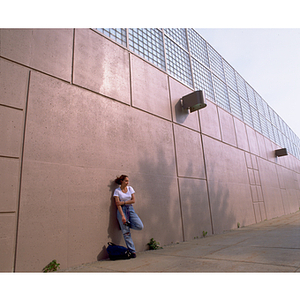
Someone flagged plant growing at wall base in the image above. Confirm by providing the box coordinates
[147,238,162,250]
[237,222,241,228]
[42,260,60,272]
[202,231,208,237]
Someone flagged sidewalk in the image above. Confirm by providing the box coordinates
[61,211,300,272]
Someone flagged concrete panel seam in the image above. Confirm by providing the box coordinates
[171,122,185,241]
[95,30,198,94]
[0,103,23,112]
[13,70,31,272]
[232,116,240,149]
[176,178,185,242]
[0,56,71,86]
[129,53,133,107]
[199,133,214,235]
[71,82,132,107]
[173,122,200,134]
[0,154,19,160]
[130,105,173,123]
[177,175,207,180]
[167,77,174,123]
[71,29,75,85]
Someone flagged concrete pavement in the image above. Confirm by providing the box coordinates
[61,211,300,272]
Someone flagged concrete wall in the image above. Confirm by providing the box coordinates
[1,28,300,272]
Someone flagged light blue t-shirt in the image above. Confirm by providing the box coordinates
[113,186,135,202]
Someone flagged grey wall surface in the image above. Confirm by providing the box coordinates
[1,28,300,272]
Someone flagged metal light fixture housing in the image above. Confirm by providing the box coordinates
[275,148,288,157]
[181,90,207,112]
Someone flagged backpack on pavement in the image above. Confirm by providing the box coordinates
[106,242,131,260]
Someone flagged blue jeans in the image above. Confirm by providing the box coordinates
[117,205,143,253]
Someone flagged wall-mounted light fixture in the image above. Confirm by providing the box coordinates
[181,90,207,112]
[275,148,288,157]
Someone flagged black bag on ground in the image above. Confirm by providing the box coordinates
[106,242,131,260]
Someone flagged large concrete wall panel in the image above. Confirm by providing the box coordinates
[0,157,20,212]
[0,29,73,82]
[15,71,179,270]
[24,71,175,173]
[199,100,221,140]
[0,106,24,158]
[234,117,249,152]
[15,161,69,271]
[256,132,268,160]
[202,135,255,233]
[132,174,183,251]
[218,108,237,147]
[73,29,130,105]
[0,58,29,109]
[173,124,205,179]
[169,77,199,131]
[246,125,259,156]
[178,178,212,240]
[15,161,124,271]
[203,135,249,185]
[264,137,277,163]
[1,28,300,271]
[276,165,300,214]
[258,158,285,219]
[131,54,171,120]
[0,214,16,271]
[0,58,29,272]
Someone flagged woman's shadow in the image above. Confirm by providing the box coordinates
[97,180,123,261]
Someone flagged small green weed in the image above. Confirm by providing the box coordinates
[42,260,60,273]
[202,231,208,237]
[147,238,162,250]
[237,222,240,228]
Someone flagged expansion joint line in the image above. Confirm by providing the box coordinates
[13,70,31,272]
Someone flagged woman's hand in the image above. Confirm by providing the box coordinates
[122,215,127,224]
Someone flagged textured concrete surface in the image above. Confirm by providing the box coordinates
[61,211,300,272]
[2,28,300,272]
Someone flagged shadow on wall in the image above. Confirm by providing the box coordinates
[135,146,181,250]
[178,160,213,240]
[98,140,242,259]
[175,99,189,124]
[205,156,247,234]
[97,180,123,261]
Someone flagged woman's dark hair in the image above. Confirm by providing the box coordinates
[115,175,128,185]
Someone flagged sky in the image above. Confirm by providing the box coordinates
[195,28,300,139]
